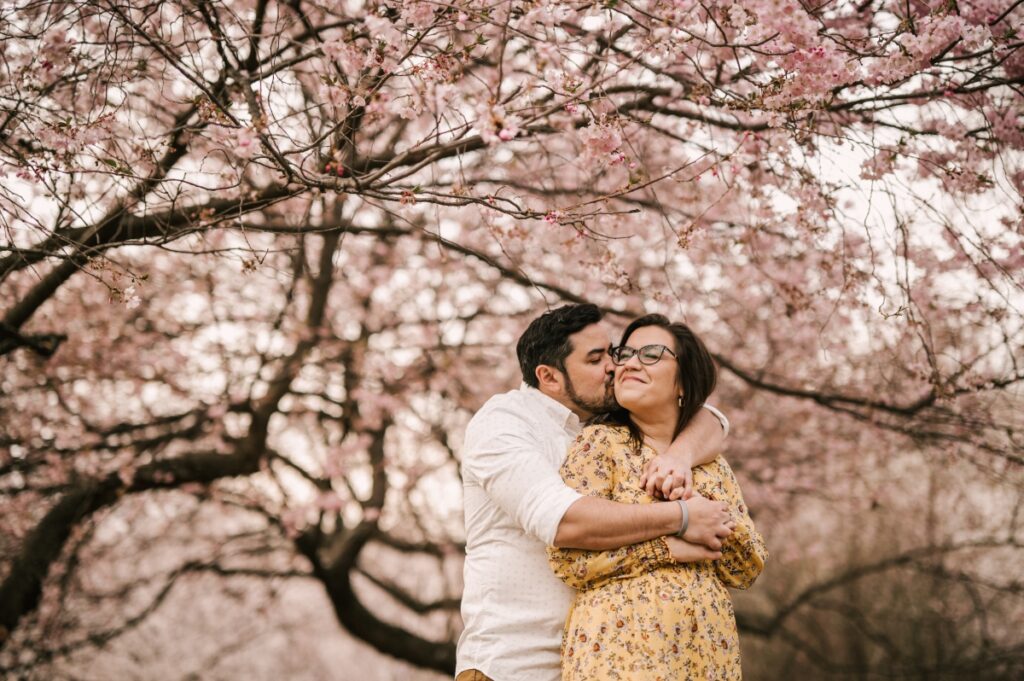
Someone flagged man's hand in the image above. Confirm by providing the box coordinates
[642,450,694,500]
[665,536,722,563]
[681,494,734,550]
[644,407,728,499]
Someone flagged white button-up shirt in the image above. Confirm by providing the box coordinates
[457,385,582,681]
[456,385,730,681]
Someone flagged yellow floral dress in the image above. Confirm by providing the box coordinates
[548,424,767,681]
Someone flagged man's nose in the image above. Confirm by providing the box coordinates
[602,356,615,375]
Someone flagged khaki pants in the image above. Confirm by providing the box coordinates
[455,671,495,681]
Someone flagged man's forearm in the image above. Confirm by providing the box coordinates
[553,496,679,550]
[555,490,734,550]
[670,406,726,466]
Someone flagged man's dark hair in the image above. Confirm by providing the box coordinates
[516,304,604,388]
[598,313,717,451]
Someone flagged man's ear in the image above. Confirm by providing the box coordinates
[535,365,563,393]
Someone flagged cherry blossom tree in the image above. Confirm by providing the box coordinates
[1,0,1022,678]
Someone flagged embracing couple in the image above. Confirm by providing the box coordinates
[456,304,767,681]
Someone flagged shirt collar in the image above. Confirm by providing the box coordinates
[519,383,583,435]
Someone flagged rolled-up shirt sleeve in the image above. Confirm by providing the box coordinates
[462,403,582,546]
[702,403,730,437]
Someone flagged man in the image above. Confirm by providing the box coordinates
[456,304,733,681]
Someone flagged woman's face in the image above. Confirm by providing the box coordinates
[613,325,680,415]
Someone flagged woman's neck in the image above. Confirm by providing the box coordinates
[629,409,678,453]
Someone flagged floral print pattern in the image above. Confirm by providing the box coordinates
[548,424,768,680]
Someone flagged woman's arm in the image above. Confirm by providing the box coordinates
[699,456,768,590]
[549,537,674,591]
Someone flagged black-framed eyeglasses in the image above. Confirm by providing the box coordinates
[609,344,678,366]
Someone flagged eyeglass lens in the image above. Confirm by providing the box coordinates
[612,344,671,365]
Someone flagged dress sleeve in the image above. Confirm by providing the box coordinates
[704,456,768,590]
[547,425,673,590]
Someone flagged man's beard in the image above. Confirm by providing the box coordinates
[565,374,618,417]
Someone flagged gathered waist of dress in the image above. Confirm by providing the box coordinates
[579,560,723,594]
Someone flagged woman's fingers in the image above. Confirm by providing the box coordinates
[665,536,723,563]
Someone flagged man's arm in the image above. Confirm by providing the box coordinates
[553,493,733,550]
[462,402,732,553]
[461,403,583,546]
[552,424,732,551]
[641,404,729,500]
[547,425,731,589]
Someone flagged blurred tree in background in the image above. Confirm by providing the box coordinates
[1,0,1022,678]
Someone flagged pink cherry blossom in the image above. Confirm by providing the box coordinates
[1,1,1022,676]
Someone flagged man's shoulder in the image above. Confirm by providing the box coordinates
[476,386,530,410]
[468,387,549,427]
[469,388,523,420]
[462,389,557,475]
[464,388,533,443]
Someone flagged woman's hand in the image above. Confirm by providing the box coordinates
[665,536,722,563]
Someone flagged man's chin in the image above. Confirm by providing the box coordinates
[565,380,618,416]
[594,391,619,415]
[598,385,614,411]
[569,395,616,417]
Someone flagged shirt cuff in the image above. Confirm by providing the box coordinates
[540,487,585,547]
[701,403,729,437]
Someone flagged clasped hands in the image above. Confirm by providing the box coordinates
[643,451,735,563]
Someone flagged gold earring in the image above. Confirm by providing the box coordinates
[677,395,683,407]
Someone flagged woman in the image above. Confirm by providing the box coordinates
[548,314,767,680]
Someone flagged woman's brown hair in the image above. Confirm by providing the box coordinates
[595,314,717,452]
